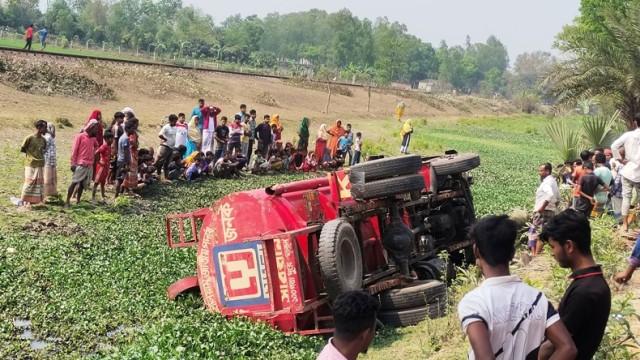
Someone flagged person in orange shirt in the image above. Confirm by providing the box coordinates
[327,119,345,157]
[24,24,34,51]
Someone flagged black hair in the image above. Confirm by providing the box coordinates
[34,119,47,129]
[254,149,262,155]
[580,150,591,161]
[594,152,606,164]
[168,114,178,122]
[103,130,114,140]
[177,145,187,156]
[574,159,582,166]
[114,111,125,120]
[540,209,592,255]
[356,132,362,136]
[347,123,352,127]
[198,98,204,103]
[178,113,185,118]
[264,114,270,119]
[541,162,552,172]
[124,122,136,133]
[564,160,573,165]
[205,151,214,157]
[583,160,594,170]
[234,114,241,120]
[332,291,380,342]
[470,215,517,267]
[138,148,150,157]
[595,147,604,153]
[250,109,256,115]
[221,116,228,121]
[240,104,246,108]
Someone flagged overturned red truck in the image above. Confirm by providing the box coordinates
[166,151,480,334]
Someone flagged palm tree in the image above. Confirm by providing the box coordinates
[544,3,640,129]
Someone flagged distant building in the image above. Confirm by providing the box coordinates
[417,79,438,93]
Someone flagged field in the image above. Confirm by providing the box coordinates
[0,53,637,359]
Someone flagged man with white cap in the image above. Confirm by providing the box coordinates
[65,119,100,208]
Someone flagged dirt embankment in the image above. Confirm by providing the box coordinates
[0,50,515,140]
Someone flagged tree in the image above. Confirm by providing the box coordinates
[546,2,640,129]
[512,51,556,91]
[46,0,77,39]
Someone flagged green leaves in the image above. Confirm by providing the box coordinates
[546,120,581,162]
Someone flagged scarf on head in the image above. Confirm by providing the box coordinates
[122,107,135,117]
[85,109,103,144]
[270,114,281,129]
[328,120,344,137]
[401,119,413,138]
[188,116,201,143]
[317,123,328,140]
[84,119,98,132]
[46,122,56,138]
[299,117,309,140]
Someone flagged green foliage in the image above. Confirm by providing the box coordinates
[546,120,581,162]
[548,2,640,129]
[581,111,623,150]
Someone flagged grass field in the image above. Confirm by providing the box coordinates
[0,92,635,358]
[0,38,143,62]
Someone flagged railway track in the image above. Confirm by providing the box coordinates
[0,45,369,89]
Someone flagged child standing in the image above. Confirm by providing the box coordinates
[43,122,58,197]
[92,131,114,203]
[20,120,48,209]
[175,113,188,149]
[352,132,362,165]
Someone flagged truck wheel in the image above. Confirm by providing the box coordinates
[430,153,480,176]
[378,280,446,310]
[378,301,447,327]
[318,219,363,300]
[350,155,422,182]
[351,174,425,200]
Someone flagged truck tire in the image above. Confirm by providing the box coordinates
[318,219,363,300]
[350,155,422,182]
[351,174,425,200]
[378,301,447,327]
[430,153,480,176]
[378,280,446,310]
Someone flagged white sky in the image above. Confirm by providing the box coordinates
[184,0,581,63]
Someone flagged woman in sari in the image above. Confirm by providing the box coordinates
[85,109,104,145]
[270,114,284,142]
[122,118,139,192]
[315,123,328,163]
[327,120,345,157]
[297,117,310,154]
[185,116,201,158]
[400,119,413,154]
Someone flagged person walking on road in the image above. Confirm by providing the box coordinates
[23,24,34,51]
[400,119,413,154]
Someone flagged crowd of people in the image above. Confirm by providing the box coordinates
[17,100,367,209]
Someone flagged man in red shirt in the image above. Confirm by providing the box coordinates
[65,120,99,208]
[24,24,33,51]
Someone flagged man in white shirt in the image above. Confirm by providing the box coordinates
[458,215,576,360]
[528,163,559,255]
[317,291,379,360]
[155,114,177,182]
[611,115,640,231]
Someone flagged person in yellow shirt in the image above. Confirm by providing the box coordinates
[396,100,406,122]
[400,119,413,154]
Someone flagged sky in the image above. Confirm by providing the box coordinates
[184,0,581,62]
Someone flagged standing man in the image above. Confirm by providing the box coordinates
[228,114,243,156]
[236,104,248,121]
[201,104,221,153]
[528,163,559,256]
[213,116,229,161]
[317,291,379,360]
[575,161,609,217]
[247,110,257,164]
[155,114,178,182]
[611,114,640,232]
[38,25,48,52]
[255,114,272,155]
[66,120,99,208]
[19,120,48,210]
[539,209,611,360]
[458,215,576,360]
[571,150,591,209]
[23,24,34,51]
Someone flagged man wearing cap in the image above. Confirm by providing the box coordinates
[66,120,99,208]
